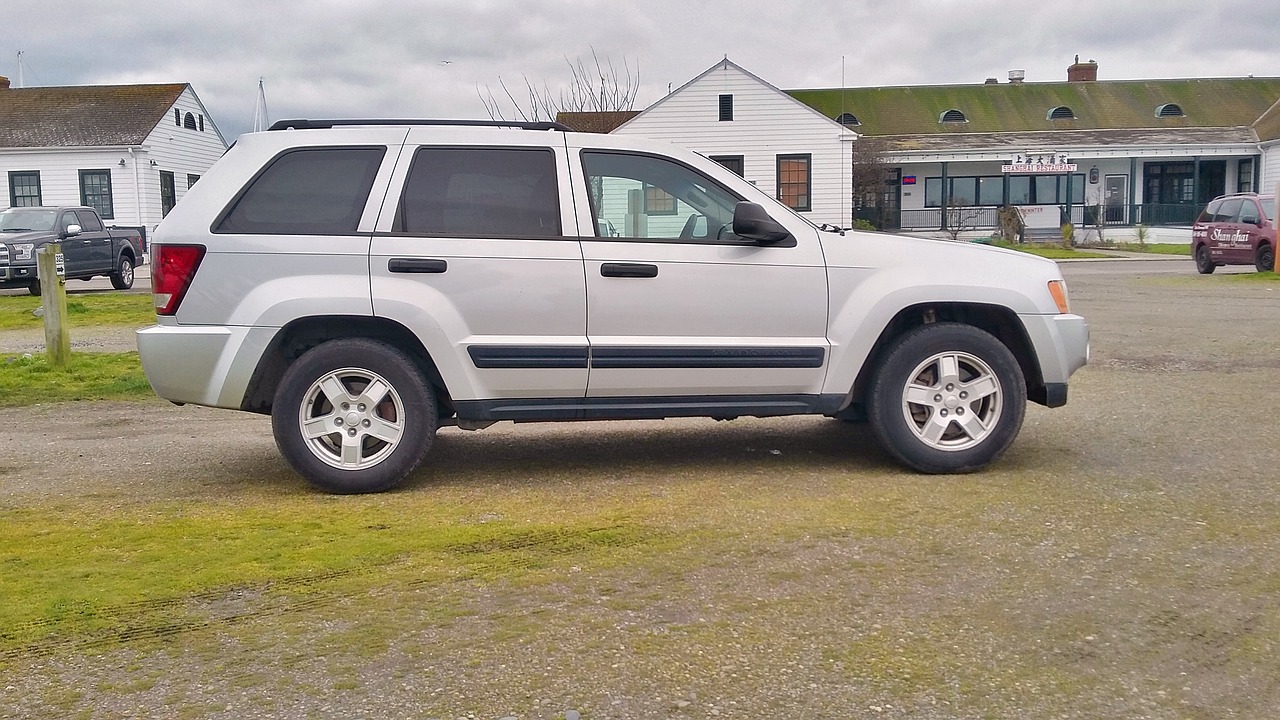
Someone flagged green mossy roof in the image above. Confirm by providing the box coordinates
[787,78,1280,138]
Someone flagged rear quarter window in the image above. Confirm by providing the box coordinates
[215,147,386,235]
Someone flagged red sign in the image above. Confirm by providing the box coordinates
[902,175,917,185]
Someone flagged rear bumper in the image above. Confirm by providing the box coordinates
[136,324,276,409]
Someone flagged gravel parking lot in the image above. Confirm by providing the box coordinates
[3,257,1279,719]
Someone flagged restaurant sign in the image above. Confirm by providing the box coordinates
[1002,153,1077,173]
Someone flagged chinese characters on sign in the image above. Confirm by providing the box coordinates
[1002,153,1078,173]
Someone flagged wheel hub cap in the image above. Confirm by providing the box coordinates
[901,351,1002,452]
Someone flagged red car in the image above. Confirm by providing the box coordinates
[1192,193,1276,274]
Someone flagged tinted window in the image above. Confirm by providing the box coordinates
[78,210,104,232]
[1263,197,1275,221]
[1197,199,1222,224]
[582,151,742,242]
[61,211,82,232]
[216,147,385,235]
[1216,198,1243,223]
[1239,200,1261,225]
[395,147,560,237]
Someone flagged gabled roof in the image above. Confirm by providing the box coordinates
[0,83,188,148]
[787,78,1280,144]
[617,58,854,136]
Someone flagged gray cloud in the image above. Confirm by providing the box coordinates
[2,0,1278,140]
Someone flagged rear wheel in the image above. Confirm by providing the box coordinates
[1194,245,1216,274]
[272,338,437,493]
[110,255,135,290]
[867,323,1026,474]
[1257,243,1275,273]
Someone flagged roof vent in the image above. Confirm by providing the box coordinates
[1008,69,1026,84]
[1156,103,1185,118]
[940,109,968,123]
[835,112,861,126]
[1048,106,1076,120]
[984,77,999,84]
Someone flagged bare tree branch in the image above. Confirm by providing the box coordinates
[480,47,640,121]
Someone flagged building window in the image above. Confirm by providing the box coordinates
[198,114,205,132]
[709,155,745,177]
[183,112,198,130]
[835,112,860,126]
[776,154,811,211]
[926,174,1084,208]
[160,171,176,217]
[718,94,733,121]
[643,184,677,215]
[1238,159,1254,193]
[175,108,182,126]
[1143,162,1195,205]
[78,170,114,219]
[187,174,201,189]
[1048,106,1076,120]
[940,109,967,123]
[1156,103,1185,118]
[8,171,41,207]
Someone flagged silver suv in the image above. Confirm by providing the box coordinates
[138,119,1088,493]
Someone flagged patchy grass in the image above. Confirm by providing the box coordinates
[0,351,151,406]
[990,241,1113,259]
[1096,242,1190,255]
[0,293,154,331]
[1220,270,1280,283]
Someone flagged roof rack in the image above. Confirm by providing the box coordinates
[267,119,571,132]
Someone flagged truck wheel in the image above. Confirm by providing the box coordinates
[1194,245,1216,274]
[867,323,1026,474]
[272,338,437,494]
[27,280,41,296]
[1257,244,1275,274]
[111,255,135,290]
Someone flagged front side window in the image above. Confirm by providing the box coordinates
[777,154,811,211]
[8,171,41,207]
[79,170,114,219]
[582,151,743,242]
[216,147,385,235]
[394,147,560,237]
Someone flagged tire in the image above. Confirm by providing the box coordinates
[110,254,135,290]
[1257,243,1275,274]
[272,338,437,494]
[1194,245,1216,274]
[27,280,41,296]
[867,323,1026,474]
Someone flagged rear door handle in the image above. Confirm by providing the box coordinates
[389,258,447,274]
[600,263,658,278]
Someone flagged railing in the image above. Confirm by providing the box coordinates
[894,202,1202,231]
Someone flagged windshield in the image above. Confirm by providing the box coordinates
[0,208,57,232]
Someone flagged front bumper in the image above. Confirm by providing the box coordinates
[1019,312,1089,404]
[0,264,38,286]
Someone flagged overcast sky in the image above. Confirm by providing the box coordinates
[3,0,1278,141]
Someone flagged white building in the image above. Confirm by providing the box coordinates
[610,58,856,227]
[0,76,228,234]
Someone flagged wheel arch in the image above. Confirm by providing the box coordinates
[240,315,452,417]
[842,302,1045,417]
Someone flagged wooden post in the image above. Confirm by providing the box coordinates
[36,244,71,366]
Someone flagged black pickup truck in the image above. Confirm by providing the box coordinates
[0,206,145,295]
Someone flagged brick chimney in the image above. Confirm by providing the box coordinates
[0,76,10,90]
[1068,56,1098,82]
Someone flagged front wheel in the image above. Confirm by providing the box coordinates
[272,339,437,493]
[867,323,1026,474]
[1194,245,1216,274]
[110,255,135,290]
[1257,243,1275,273]
[27,280,41,296]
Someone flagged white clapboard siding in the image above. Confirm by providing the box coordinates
[613,59,854,227]
[137,87,229,230]
[1261,143,1280,194]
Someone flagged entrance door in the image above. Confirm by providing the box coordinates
[1104,175,1127,224]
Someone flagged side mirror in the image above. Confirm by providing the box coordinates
[732,202,792,244]
[62,224,82,238]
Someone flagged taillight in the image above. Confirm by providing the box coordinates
[151,244,206,316]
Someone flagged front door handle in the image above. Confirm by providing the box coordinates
[600,263,658,278]
[389,258,448,274]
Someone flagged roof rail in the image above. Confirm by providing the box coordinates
[267,118,571,132]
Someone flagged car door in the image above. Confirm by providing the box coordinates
[55,210,99,277]
[568,140,830,403]
[1236,197,1265,261]
[1211,198,1248,263]
[370,130,588,409]
[73,209,114,272]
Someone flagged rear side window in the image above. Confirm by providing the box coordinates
[215,147,385,235]
[394,147,561,237]
[1197,199,1221,224]
[78,211,104,232]
[1215,198,1243,223]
